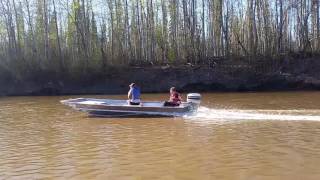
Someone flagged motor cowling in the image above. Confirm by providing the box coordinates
[187,93,201,105]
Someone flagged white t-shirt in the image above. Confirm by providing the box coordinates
[130,99,141,103]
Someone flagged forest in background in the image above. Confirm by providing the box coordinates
[0,0,319,81]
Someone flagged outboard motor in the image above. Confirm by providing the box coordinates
[187,93,201,111]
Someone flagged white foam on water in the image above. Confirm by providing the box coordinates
[185,106,320,122]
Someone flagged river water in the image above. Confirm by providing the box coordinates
[1,92,320,179]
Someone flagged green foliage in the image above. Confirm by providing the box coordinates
[49,15,58,50]
[168,48,175,63]
[90,12,98,51]
[66,1,80,49]
[35,0,45,47]
[155,26,164,46]
[16,2,25,49]
[0,21,6,40]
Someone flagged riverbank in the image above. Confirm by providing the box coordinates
[1,56,320,96]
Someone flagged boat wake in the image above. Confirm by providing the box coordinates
[185,107,320,122]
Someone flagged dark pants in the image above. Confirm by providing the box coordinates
[129,102,140,105]
[164,101,179,106]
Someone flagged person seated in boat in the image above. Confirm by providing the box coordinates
[164,87,182,106]
[128,83,141,105]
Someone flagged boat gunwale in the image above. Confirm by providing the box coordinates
[61,98,191,109]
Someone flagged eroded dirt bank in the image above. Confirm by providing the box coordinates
[1,57,320,96]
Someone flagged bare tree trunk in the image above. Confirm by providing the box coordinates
[278,0,284,53]
[52,0,64,71]
[107,0,114,64]
[25,0,36,59]
[224,0,230,57]
[191,0,197,64]
[124,0,131,62]
[100,21,107,70]
[44,0,49,60]
[12,0,21,57]
[317,0,320,51]
[201,0,206,62]
[1,0,17,61]
[161,0,168,63]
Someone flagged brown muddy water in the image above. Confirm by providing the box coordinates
[1,92,320,179]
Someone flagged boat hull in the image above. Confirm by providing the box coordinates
[61,98,198,117]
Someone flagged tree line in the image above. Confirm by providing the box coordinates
[0,0,319,77]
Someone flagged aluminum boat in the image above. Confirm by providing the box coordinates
[61,93,201,117]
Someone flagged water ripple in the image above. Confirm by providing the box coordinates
[1,94,320,179]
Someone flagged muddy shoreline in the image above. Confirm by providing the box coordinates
[1,57,320,96]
